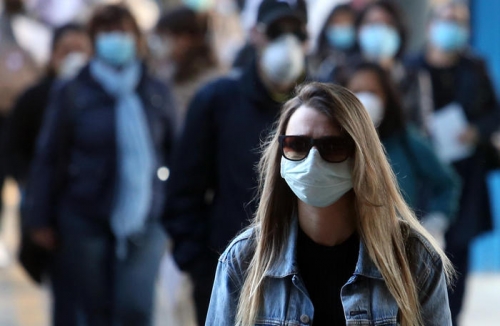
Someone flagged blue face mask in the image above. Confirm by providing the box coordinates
[95,32,136,66]
[430,20,469,52]
[359,24,400,60]
[326,24,356,50]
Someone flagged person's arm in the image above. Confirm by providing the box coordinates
[1,87,38,184]
[467,59,499,142]
[419,264,452,325]
[406,128,461,223]
[22,82,72,249]
[205,259,242,325]
[409,237,452,325]
[159,82,176,166]
[206,232,251,326]
[162,82,218,272]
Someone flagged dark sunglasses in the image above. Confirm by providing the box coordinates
[266,22,307,41]
[279,135,354,163]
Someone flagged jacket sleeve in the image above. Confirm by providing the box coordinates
[1,87,36,184]
[160,82,176,167]
[409,236,452,325]
[162,82,218,271]
[466,58,499,142]
[22,82,71,229]
[205,259,242,325]
[406,128,461,223]
[418,262,452,325]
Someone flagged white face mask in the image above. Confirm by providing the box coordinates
[260,34,305,86]
[281,148,353,207]
[355,92,384,127]
[58,52,88,79]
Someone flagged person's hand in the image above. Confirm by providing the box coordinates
[491,131,500,151]
[421,213,449,249]
[30,228,58,251]
[458,125,479,145]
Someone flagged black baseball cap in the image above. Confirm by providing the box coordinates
[257,0,308,26]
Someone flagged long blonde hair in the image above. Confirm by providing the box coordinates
[236,82,453,326]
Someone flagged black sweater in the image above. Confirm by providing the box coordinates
[297,227,359,326]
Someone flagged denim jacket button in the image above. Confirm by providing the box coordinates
[300,314,311,324]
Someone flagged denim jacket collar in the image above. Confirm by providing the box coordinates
[264,218,384,280]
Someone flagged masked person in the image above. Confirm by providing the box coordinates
[149,6,222,132]
[163,0,308,324]
[23,5,175,326]
[3,23,91,189]
[149,6,222,326]
[309,3,357,82]
[346,62,460,249]
[206,82,454,326]
[1,23,90,291]
[353,0,432,130]
[406,3,499,324]
[0,0,39,268]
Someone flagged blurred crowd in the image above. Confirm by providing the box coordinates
[0,0,498,325]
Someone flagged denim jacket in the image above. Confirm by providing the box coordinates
[206,220,452,325]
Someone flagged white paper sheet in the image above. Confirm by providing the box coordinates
[428,102,474,163]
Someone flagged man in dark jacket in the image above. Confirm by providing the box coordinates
[405,3,499,324]
[163,0,309,324]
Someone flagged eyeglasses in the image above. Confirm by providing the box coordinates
[279,135,354,163]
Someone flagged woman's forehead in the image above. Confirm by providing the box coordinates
[286,105,341,136]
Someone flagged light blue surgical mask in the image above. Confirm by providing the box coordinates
[359,24,400,60]
[281,148,353,207]
[430,20,469,52]
[326,24,356,50]
[95,32,136,66]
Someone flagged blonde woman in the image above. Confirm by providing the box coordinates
[206,82,453,326]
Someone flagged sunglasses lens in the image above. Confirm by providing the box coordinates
[281,136,310,160]
[280,136,353,162]
[317,137,352,163]
[266,22,307,41]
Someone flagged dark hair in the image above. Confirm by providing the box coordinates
[4,0,23,14]
[316,3,356,58]
[155,6,217,82]
[346,62,406,138]
[87,4,141,43]
[355,0,407,59]
[156,6,207,36]
[51,23,86,51]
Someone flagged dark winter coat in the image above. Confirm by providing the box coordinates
[23,64,175,230]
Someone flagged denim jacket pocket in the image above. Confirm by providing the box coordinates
[255,319,301,326]
[346,311,398,326]
[255,318,283,326]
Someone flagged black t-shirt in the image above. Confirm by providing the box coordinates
[296,227,359,326]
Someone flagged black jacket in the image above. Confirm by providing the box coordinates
[164,61,284,271]
[23,64,175,229]
[2,75,55,184]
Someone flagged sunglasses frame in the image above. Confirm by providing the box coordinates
[278,135,354,163]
